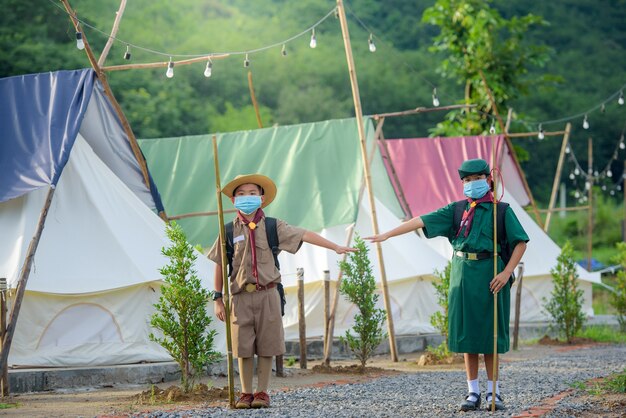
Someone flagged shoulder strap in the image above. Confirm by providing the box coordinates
[496,202,509,245]
[453,200,466,231]
[224,221,234,276]
[265,217,281,270]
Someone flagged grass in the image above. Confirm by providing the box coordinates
[577,325,626,343]
[592,283,618,315]
[0,403,18,409]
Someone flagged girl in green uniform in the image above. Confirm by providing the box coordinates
[366,159,528,411]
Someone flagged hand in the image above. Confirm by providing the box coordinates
[489,271,510,293]
[214,299,226,322]
[364,233,388,243]
[335,245,357,254]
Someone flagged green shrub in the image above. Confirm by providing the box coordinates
[150,222,221,392]
[611,242,626,332]
[427,261,452,359]
[338,236,387,370]
[543,241,586,342]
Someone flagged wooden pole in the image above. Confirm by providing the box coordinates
[371,104,475,119]
[211,135,235,408]
[60,0,167,220]
[490,118,499,414]
[512,263,525,351]
[323,270,330,358]
[167,208,237,221]
[587,138,593,271]
[101,53,229,72]
[247,71,263,129]
[336,0,398,362]
[297,268,307,369]
[544,123,571,232]
[0,278,8,397]
[97,0,127,67]
[0,186,55,387]
[623,160,626,242]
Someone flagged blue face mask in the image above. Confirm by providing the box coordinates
[234,195,262,214]
[463,179,490,199]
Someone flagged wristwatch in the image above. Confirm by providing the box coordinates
[212,291,223,301]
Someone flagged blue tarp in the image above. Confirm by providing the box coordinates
[0,69,95,203]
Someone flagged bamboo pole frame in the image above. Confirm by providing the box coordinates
[544,123,571,232]
[101,54,229,72]
[97,0,127,67]
[247,71,263,129]
[212,135,235,408]
[336,0,398,362]
[587,138,594,271]
[370,103,475,120]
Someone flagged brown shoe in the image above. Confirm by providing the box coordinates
[235,393,254,409]
[251,391,270,408]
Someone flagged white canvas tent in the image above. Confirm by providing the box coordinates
[0,70,224,367]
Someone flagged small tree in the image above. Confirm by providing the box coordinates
[338,235,387,370]
[611,242,626,333]
[543,241,586,342]
[150,222,221,392]
[428,261,452,359]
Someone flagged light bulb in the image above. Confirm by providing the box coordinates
[565,146,570,154]
[585,181,590,190]
[75,32,85,50]
[621,141,625,150]
[166,58,174,78]
[538,124,544,140]
[204,60,212,78]
[123,45,131,60]
[610,190,616,196]
[281,44,287,56]
[607,169,613,178]
[574,191,580,198]
[569,172,575,180]
[489,122,496,135]
[575,167,580,175]
[618,185,622,191]
[583,114,589,130]
[594,170,599,177]
[243,54,250,67]
[368,34,376,52]
[619,91,624,106]
[432,88,440,107]
[310,29,317,49]
[602,185,607,191]
[601,103,606,113]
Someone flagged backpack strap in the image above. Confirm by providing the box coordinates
[453,199,466,234]
[264,217,281,270]
[224,220,234,277]
[453,200,509,246]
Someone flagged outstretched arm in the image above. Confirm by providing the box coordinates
[364,216,425,243]
[302,230,356,254]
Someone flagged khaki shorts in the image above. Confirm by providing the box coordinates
[230,288,285,358]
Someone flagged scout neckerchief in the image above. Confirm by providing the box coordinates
[455,191,494,238]
[238,208,265,289]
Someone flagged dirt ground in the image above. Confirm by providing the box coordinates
[0,344,623,417]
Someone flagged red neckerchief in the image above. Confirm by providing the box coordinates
[237,208,265,289]
[455,191,494,238]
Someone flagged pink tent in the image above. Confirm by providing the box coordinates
[379,135,530,217]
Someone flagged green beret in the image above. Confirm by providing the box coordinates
[458,159,490,179]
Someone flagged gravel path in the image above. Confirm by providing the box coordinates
[132,344,625,417]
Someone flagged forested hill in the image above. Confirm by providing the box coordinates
[1,0,624,204]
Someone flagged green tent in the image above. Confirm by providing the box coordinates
[138,117,403,248]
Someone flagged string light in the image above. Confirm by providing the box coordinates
[432,88,440,107]
[619,90,625,106]
[75,31,85,50]
[489,121,496,135]
[203,59,212,78]
[309,29,317,49]
[368,34,376,52]
[565,145,570,154]
[166,57,174,78]
[281,44,287,56]
[538,124,544,140]
[243,53,250,67]
[607,169,613,178]
[574,167,580,175]
[123,44,131,60]
[582,114,589,129]
[569,172,575,180]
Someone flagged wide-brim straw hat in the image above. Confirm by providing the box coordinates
[222,174,277,208]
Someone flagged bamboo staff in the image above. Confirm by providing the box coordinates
[336,0,398,362]
[248,71,263,129]
[587,138,593,271]
[212,135,235,408]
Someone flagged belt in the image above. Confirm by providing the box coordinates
[454,251,495,261]
[244,282,276,293]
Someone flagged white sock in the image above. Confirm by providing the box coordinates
[467,379,480,401]
[487,380,500,399]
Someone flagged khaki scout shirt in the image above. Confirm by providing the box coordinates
[208,216,305,295]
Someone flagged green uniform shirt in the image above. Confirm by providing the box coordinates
[421,201,529,354]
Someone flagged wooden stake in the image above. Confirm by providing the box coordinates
[544,123,571,232]
[0,278,8,397]
[0,186,56,388]
[371,104,475,119]
[336,0,398,362]
[512,263,525,351]
[587,138,593,271]
[247,71,263,129]
[297,268,307,369]
[323,270,330,357]
[97,0,127,67]
[211,135,235,408]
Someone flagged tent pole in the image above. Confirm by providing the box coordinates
[587,138,593,271]
[97,0,127,67]
[336,0,398,361]
[247,71,264,128]
[212,136,236,408]
[0,186,56,390]
[544,123,571,232]
[60,0,167,220]
[377,127,414,220]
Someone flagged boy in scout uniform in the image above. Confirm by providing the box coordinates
[208,174,355,409]
[366,159,528,411]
